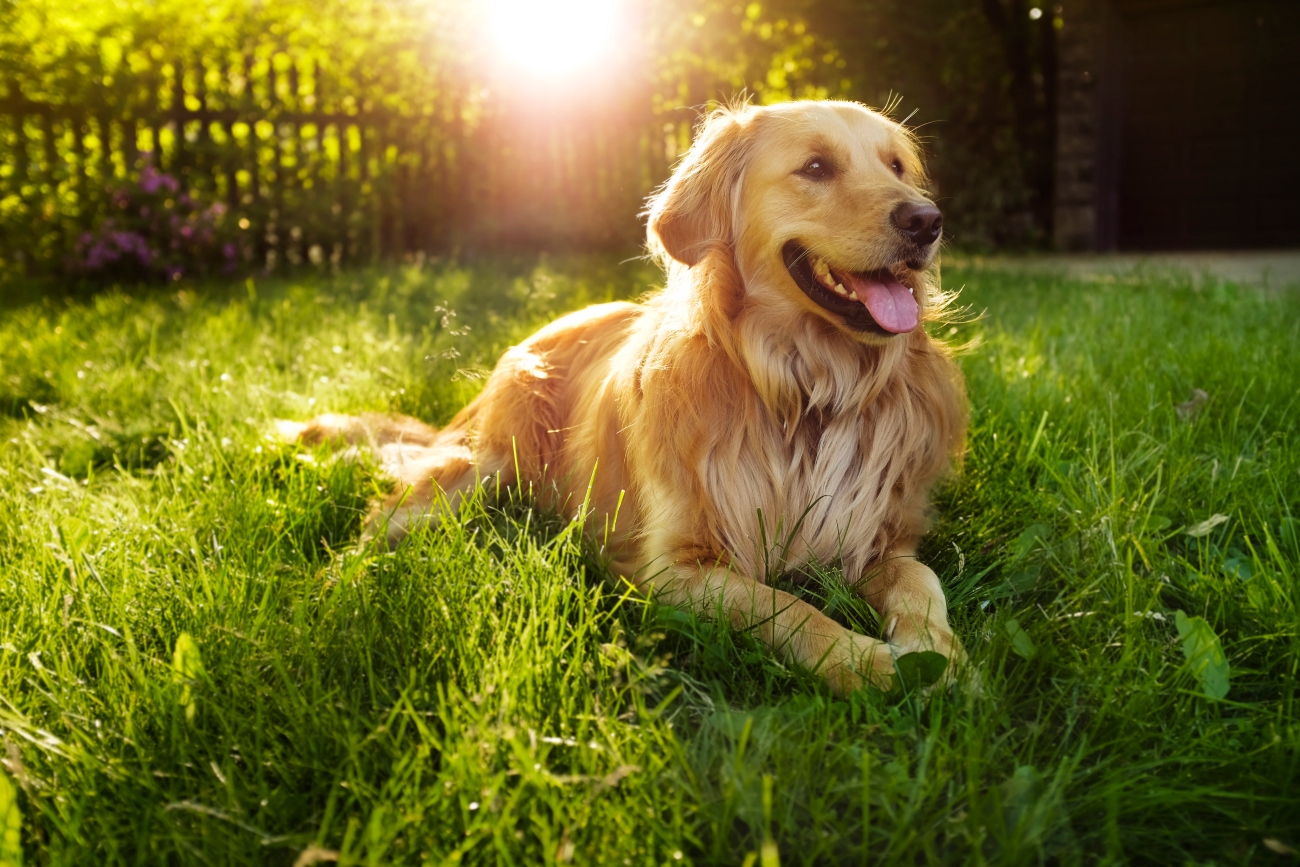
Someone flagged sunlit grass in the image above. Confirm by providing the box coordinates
[0,258,1297,864]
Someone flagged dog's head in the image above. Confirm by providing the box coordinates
[647,100,941,343]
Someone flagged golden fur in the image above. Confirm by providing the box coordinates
[283,100,968,694]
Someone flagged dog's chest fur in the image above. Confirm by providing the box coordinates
[701,394,904,581]
[613,300,956,586]
[684,330,929,582]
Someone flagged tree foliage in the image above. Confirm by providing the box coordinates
[0,0,1058,282]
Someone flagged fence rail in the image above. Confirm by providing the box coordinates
[1,55,686,277]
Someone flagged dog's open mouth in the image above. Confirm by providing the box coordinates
[782,242,919,334]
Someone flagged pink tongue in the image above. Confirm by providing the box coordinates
[842,272,919,333]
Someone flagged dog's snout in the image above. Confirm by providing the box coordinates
[891,202,943,247]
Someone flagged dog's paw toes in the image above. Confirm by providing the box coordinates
[826,666,893,697]
[824,637,897,696]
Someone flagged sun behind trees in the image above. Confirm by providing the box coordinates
[0,0,1055,284]
[480,0,629,79]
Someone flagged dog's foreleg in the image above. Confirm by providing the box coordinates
[647,559,896,695]
[855,552,965,679]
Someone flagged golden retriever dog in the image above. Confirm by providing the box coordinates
[282,100,968,694]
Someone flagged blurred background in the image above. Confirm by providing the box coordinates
[1,0,1296,286]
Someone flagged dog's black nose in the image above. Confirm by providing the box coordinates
[891,202,943,247]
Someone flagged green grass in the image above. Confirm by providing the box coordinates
[1,257,1297,865]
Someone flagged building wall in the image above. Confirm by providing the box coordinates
[1054,0,1124,251]
[1054,0,1300,251]
[1053,0,1105,250]
[1117,0,1300,250]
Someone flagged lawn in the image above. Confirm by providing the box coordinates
[0,257,1297,865]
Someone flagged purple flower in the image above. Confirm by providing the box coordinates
[140,165,180,195]
[76,158,246,281]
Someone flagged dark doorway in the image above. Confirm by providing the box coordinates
[1117,0,1300,250]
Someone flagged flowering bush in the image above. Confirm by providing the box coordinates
[73,156,249,282]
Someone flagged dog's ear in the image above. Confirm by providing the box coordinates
[646,109,749,267]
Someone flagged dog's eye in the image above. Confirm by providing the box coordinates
[890,158,904,178]
[799,158,830,179]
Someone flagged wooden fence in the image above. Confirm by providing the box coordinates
[0,54,692,276]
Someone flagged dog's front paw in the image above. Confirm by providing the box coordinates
[822,632,897,696]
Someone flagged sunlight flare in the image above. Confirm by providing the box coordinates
[482,0,626,78]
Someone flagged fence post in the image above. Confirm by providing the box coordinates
[2,49,683,272]
[224,57,240,213]
[7,83,31,272]
[194,55,212,203]
[39,112,61,255]
[171,58,186,177]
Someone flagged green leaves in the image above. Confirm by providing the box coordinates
[983,523,1051,602]
[1221,551,1253,581]
[0,770,20,867]
[1004,618,1036,660]
[1011,523,1051,561]
[1175,611,1230,700]
[892,651,949,692]
[172,632,206,721]
[1000,764,1043,829]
